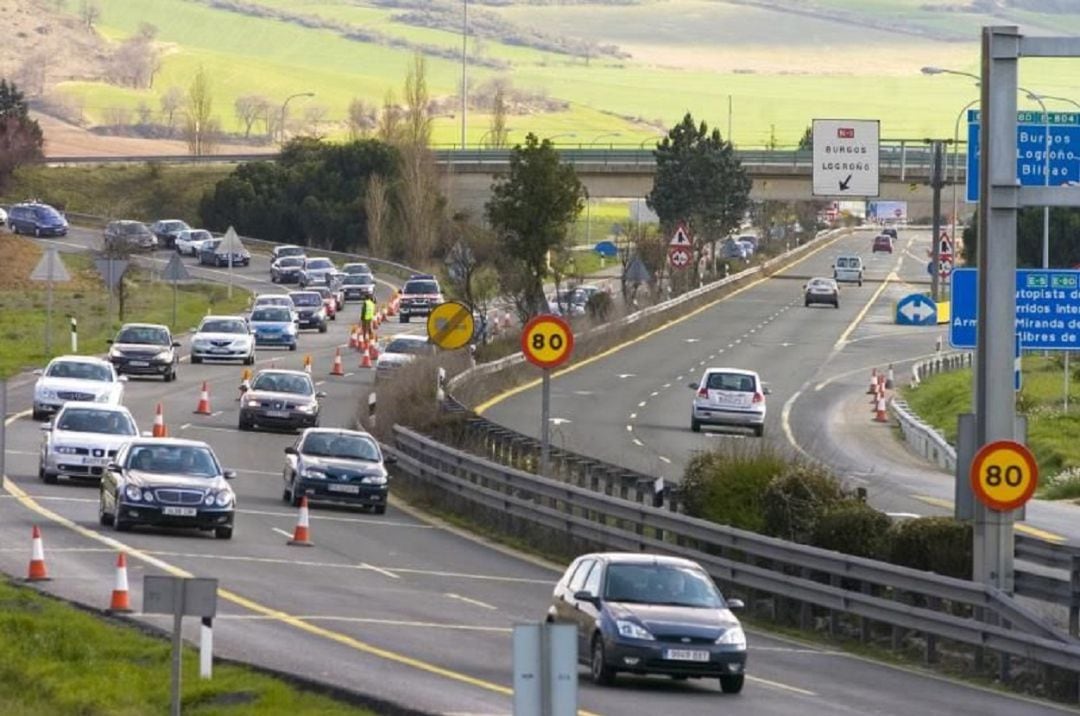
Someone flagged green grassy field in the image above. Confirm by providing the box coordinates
[901,356,1080,498]
[0,578,373,715]
[47,0,1080,150]
[0,235,251,378]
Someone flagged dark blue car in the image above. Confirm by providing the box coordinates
[8,202,68,237]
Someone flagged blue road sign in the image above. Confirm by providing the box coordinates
[966,109,1080,203]
[896,293,937,326]
[949,268,1080,349]
[594,240,618,257]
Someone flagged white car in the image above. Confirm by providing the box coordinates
[689,367,769,437]
[298,257,339,288]
[375,335,436,382]
[252,293,296,316]
[175,229,215,256]
[39,402,138,484]
[190,315,256,365]
[32,356,127,421]
[0,206,7,228]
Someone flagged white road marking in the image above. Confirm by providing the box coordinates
[362,562,400,579]
[685,338,700,343]
[662,383,671,389]
[629,413,637,420]
[617,373,636,379]
[7,450,37,456]
[184,425,237,434]
[650,391,659,397]
[210,411,224,417]
[637,401,647,407]
[676,375,683,381]
[549,417,571,425]
[444,593,497,610]
[632,439,644,447]
[271,527,293,539]
[747,675,817,696]
[658,456,672,465]
[180,422,192,430]
[240,508,432,527]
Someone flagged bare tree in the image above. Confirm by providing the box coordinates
[346,97,376,140]
[262,111,279,142]
[364,173,391,257]
[135,101,152,126]
[402,53,432,148]
[160,86,183,133]
[302,104,328,138]
[183,66,216,156]
[14,51,49,98]
[234,94,269,138]
[396,143,441,267]
[107,29,161,89]
[376,89,402,144]
[79,0,101,29]
[488,83,509,149]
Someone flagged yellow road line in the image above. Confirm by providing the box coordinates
[834,269,896,348]
[475,233,847,414]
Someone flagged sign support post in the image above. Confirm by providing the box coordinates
[540,369,551,476]
[521,315,574,478]
[930,140,945,302]
[31,249,72,359]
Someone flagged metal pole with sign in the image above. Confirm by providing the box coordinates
[520,315,574,476]
[143,576,219,716]
[929,141,945,301]
[513,623,577,716]
[161,254,192,329]
[30,249,72,358]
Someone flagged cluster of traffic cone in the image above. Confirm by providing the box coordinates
[194,382,212,415]
[152,403,167,437]
[869,369,889,423]
[348,325,360,350]
[288,496,314,546]
[360,343,373,369]
[386,291,399,316]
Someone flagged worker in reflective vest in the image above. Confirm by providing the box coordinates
[360,291,376,342]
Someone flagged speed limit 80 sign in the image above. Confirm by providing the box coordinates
[969,440,1039,512]
[521,314,574,369]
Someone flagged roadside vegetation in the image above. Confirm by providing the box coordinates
[0,578,374,715]
[0,234,250,378]
[901,356,1080,499]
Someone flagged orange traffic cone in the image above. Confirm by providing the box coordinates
[348,326,358,349]
[152,403,167,437]
[26,526,50,582]
[360,345,373,369]
[237,368,252,401]
[108,552,133,613]
[330,348,345,376]
[288,496,314,546]
[874,395,889,423]
[194,382,212,415]
[358,335,368,354]
[867,369,877,394]
[368,340,380,360]
[304,354,312,375]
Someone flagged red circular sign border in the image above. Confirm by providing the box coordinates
[521,314,574,369]
[968,439,1039,512]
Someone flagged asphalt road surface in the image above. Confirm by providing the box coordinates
[0,227,1070,715]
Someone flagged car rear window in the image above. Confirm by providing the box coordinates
[277,257,303,267]
[705,372,756,392]
[290,293,321,306]
[404,281,438,294]
[252,308,291,322]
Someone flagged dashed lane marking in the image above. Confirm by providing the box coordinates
[271,527,293,539]
[658,456,672,465]
[632,439,644,447]
[444,593,497,610]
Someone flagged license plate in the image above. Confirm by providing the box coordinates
[663,649,710,662]
[211,347,229,354]
[327,484,360,494]
[129,360,149,367]
[85,457,110,466]
[265,410,290,418]
[162,506,197,517]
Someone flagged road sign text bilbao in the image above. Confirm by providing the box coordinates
[949,269,1080,349]
[966,110,1080,202]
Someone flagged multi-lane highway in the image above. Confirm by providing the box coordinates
[0,227,1070,715]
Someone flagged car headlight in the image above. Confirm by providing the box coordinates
[301,468,327,480]
[37,388,56,400]
[109,348,122,359]
[296,403,316,413]
[154,351,171,361]
[245,399,261,408]
[124,485,143,501]
[193,339,209,349]
[361,474,387,485]
[615,620,655,641]
[231,340,249,348]
[204,493,216,506]
[215,491,233,507]
[95,393,111,403]
[715,625,746,649]
[54,445,78,455]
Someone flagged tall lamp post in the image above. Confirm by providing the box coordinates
[543,133,577,145]
[279,92,314,146]
[461,0,468,150]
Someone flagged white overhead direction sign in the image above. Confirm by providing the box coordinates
[812,119,880,198]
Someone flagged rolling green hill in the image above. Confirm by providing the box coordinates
[36,0,1080,148]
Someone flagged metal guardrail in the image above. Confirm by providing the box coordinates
[889,352,972,472]
[389,426,1080,686]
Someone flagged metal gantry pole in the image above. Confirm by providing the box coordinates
[973,26,1020,592]
[930,141,945,302]
[540,369,551,476]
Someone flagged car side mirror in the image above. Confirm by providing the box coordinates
[573,590,600,606]
[40,422,51,431]
[284,446,298,455]
[384,454,398,465]
[223,469,237,480]
[106,338,114,344]
[726,598,745,611]
[106,462,121,472]
[118,375,129,382]
[172,341,181,348]
[315,391,327,398]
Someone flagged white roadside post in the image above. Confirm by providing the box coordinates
[70,316,77,353]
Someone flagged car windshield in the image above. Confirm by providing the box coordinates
[251,308,291,322]
[116,326,170,345]
[200,320,247,334]
[290,293,321,306]
[127,444,220,477]
[404,281,438,294]
[301,433,380,461]
[386,338,433,355]
[343,263,370,274]
[342,274,373,285]
[46,361,113,382]
[57,408,136,435]
[808,279,833,288]
[603,563,725,608]
[255,297,291,307]
[277,247,305,258]
[251,372,313,395]
[162,221,188,231]
[34,206,63,221]
[121,223,148,235]
[705,372,756,392]
[307,259,333,270]
[277,257,303,268]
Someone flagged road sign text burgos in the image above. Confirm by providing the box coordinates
[812,119,880,197]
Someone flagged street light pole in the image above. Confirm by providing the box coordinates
[279,92,314,146]
[461,0,468,150]
[951,98,979,255]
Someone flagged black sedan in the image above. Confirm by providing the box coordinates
[288,290,328,332]
[282,428,395,513]
[238,369,324,432]
[547,552,748,692]
[199,239,251,267]
[271,256,304,284]
[98,438,236,539]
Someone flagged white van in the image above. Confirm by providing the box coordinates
[833,254,863,286]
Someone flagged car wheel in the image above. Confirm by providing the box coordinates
[590,635,616,686]
[691,418,701,433]
[215,526,233,540]
[288,344,297,352]
[753,425,765,438]
[238,417,251,431]
[318,323,327,333]
[271,275,278,283]
[719,674,745,694]
[98,491,113,527]
[833,301,840,309]
[289,479,302,507]
[191,355,202,365]
[31,408,46,421]
[372,504,387,515]
[41,468,58,485]
[400,315,409,324]
[858,280,863,287]
[330,313,336,321]
[245,353,255,366]
[113,495,131,532]
[804,300,810,307]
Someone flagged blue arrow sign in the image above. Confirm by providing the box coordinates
[966,109,1080,203]
[896,294,937,326]
[949,268,1080,349]
[594,240,618,257]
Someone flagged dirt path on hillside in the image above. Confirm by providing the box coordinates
[36,113,273,158]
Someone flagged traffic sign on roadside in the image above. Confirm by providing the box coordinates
[966,109,1080,203]
[521,315,574,369]
[427,301,475,351]
[812,119,880,197]
[969,440,1038,512]
[949,268,1080,349]
[30,248,71,283]
[162,253,192,283]
[896,293,937,326]
[668,222,693,271]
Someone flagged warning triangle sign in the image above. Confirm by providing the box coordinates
[30,248,71,282]
[162,253,192,282]
[669,223,692,247]
[939,231,953,257]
